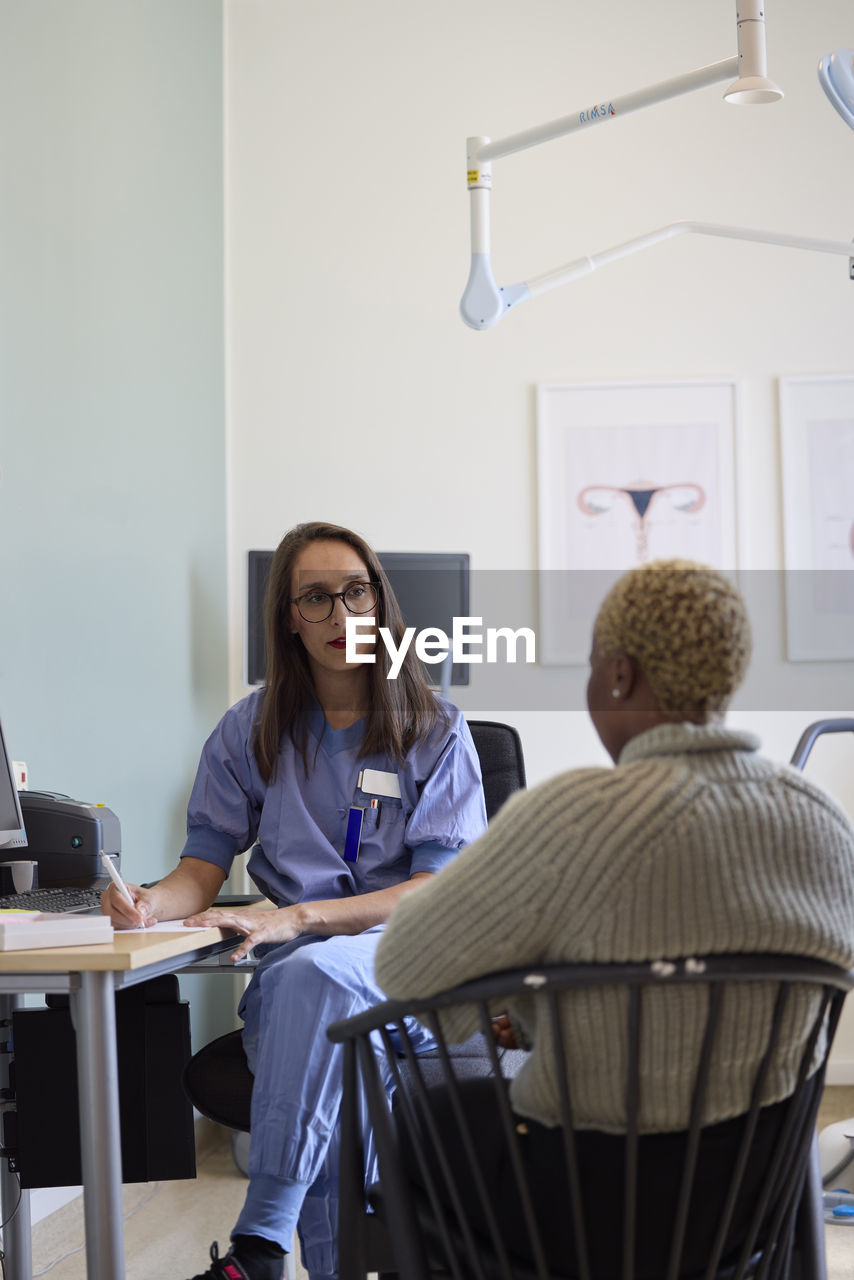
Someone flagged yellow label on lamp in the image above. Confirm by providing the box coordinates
[467,169,479,184]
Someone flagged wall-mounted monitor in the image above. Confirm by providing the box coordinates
[246,551,273,689]
[0,714,27,852]
[246,549,471,688]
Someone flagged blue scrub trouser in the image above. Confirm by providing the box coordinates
[232,926,432,1279]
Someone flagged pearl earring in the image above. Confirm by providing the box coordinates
[611,689,621,699]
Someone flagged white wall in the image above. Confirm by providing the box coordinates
[224,0,854,755]
[225,0,854,1072]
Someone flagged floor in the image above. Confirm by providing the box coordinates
[27,1090,854,1280]
[815,1086,854,1280]
[29,1124,310,1280]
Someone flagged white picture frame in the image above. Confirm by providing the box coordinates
[779,374,854,662]
[537,379,738,665]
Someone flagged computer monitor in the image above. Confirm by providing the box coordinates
[376,552,471,688]
[0,714,27,852]
[246,551,272,688]
[245,549,471,688]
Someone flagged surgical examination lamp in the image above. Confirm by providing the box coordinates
[461,2,854,330]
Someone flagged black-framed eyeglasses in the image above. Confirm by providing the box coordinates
[289,581,380,623]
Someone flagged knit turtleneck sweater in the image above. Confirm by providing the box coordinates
[376,723,854,1132]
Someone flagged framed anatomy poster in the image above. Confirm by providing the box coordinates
[537,379,738,664]
[780,375,854,661]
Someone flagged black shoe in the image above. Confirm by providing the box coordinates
[187,1242,251,1280]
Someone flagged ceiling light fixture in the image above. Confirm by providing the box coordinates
[461,2,852,331]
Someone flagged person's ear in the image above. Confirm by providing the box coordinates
[611,653,638,700]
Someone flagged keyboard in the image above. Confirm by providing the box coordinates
[0,886,104,914]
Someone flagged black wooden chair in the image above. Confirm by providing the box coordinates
[790,719,854,1193]
[182,720,526,1138]
[326,954,854,1280]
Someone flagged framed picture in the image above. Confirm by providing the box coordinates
[537,379,738,665]
[779,375,854,662]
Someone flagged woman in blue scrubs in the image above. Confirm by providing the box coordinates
[101,521,487,1280]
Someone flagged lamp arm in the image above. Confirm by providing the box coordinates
[461,221,854,330]
[458,3,836,332]
[471,0,780,165]
[527,220,854,296]
[473,57,739,165]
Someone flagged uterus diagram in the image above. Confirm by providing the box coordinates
[577,481,706,562]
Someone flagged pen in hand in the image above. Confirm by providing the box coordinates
[99,850,136,908]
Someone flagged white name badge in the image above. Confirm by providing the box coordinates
[357,768,402,799]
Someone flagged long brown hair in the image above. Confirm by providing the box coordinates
[253,521,446,782]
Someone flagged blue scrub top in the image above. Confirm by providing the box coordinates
[180,691,487,905]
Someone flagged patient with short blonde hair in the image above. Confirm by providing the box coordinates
[593,558,751,721]
[376,559,854,1272]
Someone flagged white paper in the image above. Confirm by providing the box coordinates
[123,919,216,934]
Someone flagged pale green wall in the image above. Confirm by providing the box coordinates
[0,1,232,1048]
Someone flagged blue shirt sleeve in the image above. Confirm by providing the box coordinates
[403,704,488,866]
[410,840,460,876]
[181,825,241,872]
[179,692,266,873]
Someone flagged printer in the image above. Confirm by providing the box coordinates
[18,791,121,888]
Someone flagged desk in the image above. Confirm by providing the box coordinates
[0,926,236,1280]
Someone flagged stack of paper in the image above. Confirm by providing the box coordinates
[0,911,114,951]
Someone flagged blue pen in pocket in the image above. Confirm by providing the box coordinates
[344,806,364,862]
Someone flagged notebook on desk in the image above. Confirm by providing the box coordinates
[0,911,113,950]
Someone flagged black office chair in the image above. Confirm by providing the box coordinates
[327,954,854,1280]
[182,721,527,1137]
[465,720,526,819]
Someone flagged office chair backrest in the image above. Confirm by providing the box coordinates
[328,954,853,1280]
[467,720,526,821]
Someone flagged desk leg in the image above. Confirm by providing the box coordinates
[72,972,125,1280]
[0,995,31,1280]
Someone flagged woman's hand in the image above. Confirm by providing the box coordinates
[101,859,227,930]
[492,1013,519,1050]
[100,882,157,929]
[183,905,304,962]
